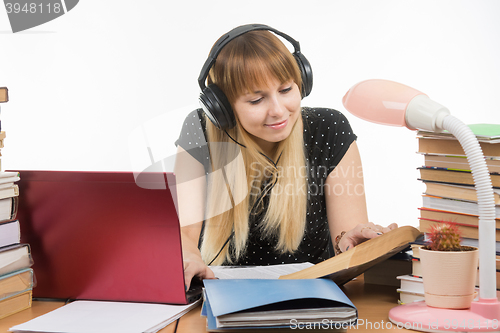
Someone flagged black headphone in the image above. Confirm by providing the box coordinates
[198,24,313,131]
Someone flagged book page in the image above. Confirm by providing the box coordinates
[211,262,314,279]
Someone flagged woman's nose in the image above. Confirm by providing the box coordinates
[268,96,285,117]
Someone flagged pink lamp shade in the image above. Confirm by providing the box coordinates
[342,79,425,129]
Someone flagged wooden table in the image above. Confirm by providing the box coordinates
[0,276,419,332]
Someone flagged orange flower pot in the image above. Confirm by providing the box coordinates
[420,246,479,309]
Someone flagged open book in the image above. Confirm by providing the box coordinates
[279,226,421,285]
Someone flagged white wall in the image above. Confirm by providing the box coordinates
[1,0,499,228]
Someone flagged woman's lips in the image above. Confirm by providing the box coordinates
[265,119,288,130]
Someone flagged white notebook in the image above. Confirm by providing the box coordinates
[9,299,201,333]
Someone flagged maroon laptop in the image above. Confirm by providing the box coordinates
[15,170,197,305]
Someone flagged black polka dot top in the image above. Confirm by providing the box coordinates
[175,107,357,265]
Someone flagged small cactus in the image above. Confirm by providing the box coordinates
[426,223,462,251]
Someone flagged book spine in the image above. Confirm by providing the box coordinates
[0,290,32,320]
[0,88,8,103]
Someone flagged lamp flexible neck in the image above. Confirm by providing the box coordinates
[442,115,497,300]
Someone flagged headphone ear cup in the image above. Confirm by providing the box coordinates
[199,84,236,131]
[294,52,313,98]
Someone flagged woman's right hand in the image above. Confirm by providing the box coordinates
[184,257,216,290]
[175,146,217,289]
[339,222,398,253]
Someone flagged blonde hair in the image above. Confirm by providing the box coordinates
[200,30,308,265]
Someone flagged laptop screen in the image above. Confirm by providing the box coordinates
[15,170,191,305]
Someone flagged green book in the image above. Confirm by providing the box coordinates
[467,124,500,140]
[418,124,500,142]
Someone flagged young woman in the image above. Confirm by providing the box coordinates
[175,25,397,289]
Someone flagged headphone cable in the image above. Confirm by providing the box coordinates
[207,230,235,266]
[223,129,282,213]
[224,130,281,167]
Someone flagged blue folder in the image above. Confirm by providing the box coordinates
[203,278,357,330]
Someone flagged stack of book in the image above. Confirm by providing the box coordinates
[396,124,500,304]
[0,88,34,319]
[0,87,7,170]
[396,244,424,304]
[363,250,413,287]
[417,124,500,244]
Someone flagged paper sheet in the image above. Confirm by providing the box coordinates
[9,299,200,333]
[210,262,313,279]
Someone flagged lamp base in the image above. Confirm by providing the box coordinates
[389,299,500,332]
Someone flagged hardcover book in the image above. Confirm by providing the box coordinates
[0,290,32,320]
[419,167,500,188]
[0,244,32,276]
[0,219,20,248]
[0,268,33,301]
[0,88,8,103]
[280,226,421,285]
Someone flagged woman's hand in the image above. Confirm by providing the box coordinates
[178,221,216,290]
[339,222,398,253]
[183,257,216,290]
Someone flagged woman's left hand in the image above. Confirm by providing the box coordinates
[339,222,398,253]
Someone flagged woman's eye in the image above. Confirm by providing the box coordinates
[280,87,292,93]
[249,98,263,105]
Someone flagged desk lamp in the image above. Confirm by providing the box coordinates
[342,79,500,332]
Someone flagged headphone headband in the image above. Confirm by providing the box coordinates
[198,24,302,91]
